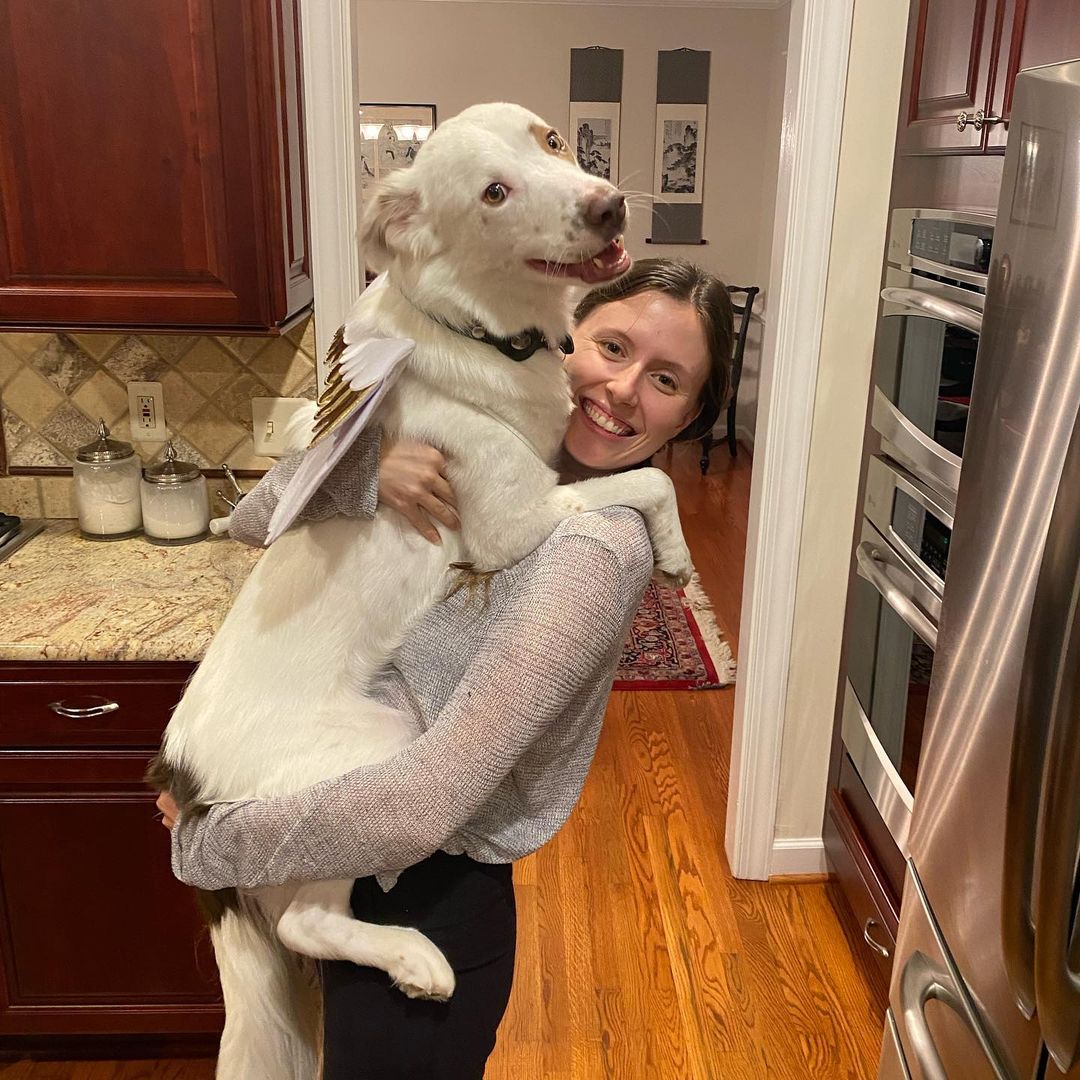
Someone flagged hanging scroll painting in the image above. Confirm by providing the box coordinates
[653,103,707,204]
[569,100,621,184]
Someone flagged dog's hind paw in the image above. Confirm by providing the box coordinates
[386,927,456,1002]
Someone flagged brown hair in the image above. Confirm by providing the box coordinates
[572,258,734,442]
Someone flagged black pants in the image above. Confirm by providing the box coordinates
[321,852,517,1079]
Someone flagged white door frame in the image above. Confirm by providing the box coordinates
[298,0,855,882]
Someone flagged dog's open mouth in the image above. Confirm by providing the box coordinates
[527,237,630,285]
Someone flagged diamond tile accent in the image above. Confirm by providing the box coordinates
[38,402,100,460]
[141,334,198,364]
[218,335,267,363]
[2,404,31,452]
[159,370,207,429]
[217,372,273,431]
[249,337,314,395]
[177,340,241,394]
[0,334,49,362]
[72,371,128,427]
[286,315,317,360]
[105,336,168,383]
[30,335,96,395]
[2,368,63,427]
[0,342,21,390]
[70,334,124,361]
[225,437,277,472]
[182,403,246,466]
[11,433,71,468]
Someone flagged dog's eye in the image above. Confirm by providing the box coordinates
[546,131,562,152]
[482,183,508,205]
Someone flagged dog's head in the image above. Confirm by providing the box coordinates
[359,103,630,330]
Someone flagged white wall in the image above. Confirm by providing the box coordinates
[352,0,789,439]
[771,0,911,849]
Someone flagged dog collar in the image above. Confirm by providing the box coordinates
[447,320,574,362]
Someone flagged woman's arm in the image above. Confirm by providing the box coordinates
[170,518,652,889]
[228,426,457,547]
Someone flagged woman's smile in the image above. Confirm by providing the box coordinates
[579,396,637,437]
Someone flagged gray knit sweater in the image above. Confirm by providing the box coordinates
[170,431,653,891]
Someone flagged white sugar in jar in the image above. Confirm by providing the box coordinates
[140,442,209,545]
[73,420,143,540]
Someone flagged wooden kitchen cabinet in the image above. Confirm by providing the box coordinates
[0,0,311,333]
[0,661,223,1058]
[902,0,1080,155]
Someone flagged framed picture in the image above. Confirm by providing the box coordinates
[568,100,621,185]
[653,103,708,204]
[357,103,437,197]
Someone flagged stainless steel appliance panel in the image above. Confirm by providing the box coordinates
[890,62,1080,1080]
[881,1008,915,1080]
[888,861,1012,1080]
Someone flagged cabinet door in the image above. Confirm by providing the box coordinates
[0,0,310,332]
[903,0,1002,153]
[0,752,223,1044]
[985,0,1080,149]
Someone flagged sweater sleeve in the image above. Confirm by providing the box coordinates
[227,426,383,547]
[170,524,651,889]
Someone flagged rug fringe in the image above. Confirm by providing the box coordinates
[683,572,737,686]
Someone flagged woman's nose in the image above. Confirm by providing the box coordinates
[607,371,638,407]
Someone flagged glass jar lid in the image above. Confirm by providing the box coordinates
[76,419,135,463]
[143,440,201,485]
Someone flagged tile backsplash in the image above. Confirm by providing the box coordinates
[0,318,317,517]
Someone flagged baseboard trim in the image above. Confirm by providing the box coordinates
[769,836,828,877]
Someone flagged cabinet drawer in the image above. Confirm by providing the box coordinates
[0,662,194,749]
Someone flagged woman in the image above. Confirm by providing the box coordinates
[161,259,734,1078]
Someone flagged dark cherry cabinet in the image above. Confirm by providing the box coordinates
[903,0,1080,154]
[0,0,311,333]
[0,661,223,1058]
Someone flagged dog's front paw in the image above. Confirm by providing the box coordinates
[386,927,456,1002]
[654,542,694,590]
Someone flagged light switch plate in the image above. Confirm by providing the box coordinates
[127,381,168,442]
[252,397,315,457]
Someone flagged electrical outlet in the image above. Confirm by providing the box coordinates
[127,381,168,441]
[252,398,316,457]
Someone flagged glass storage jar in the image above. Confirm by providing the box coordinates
[140,442,209,545]
[73,420,142,540]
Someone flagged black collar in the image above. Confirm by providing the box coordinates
[437,318,574,362]
[397,286,573,361]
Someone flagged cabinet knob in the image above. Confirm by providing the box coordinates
[864,917,892,958]
[957,110,1005,132]
[49,696,120,719]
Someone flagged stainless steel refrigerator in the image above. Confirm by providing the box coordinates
[880,59,1080,1080]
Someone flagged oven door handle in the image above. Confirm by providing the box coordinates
[881,287,984,334]
[856,541,938,650]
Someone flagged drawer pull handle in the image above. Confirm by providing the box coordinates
[864,917,892,958]
[49,697,120,719]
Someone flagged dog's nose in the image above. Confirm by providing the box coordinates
[584,192,627,235]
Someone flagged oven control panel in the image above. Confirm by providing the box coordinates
[910,218,994,274]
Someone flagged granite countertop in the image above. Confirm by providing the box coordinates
[0,522,262,662]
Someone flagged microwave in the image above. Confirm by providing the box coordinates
[873,209,993,502]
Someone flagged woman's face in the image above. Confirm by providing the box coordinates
[563,290,710,471]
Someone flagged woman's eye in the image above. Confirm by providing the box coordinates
[482,183,508,205]
[547,131,561,151]
[601,340,622,357]
[655,373,679,391]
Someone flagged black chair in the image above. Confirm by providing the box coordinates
[700,284,759,473]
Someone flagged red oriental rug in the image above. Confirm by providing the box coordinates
[614,573,736,691]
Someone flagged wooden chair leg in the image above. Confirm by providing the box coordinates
[700,433,712,474]
[727,401,738,457]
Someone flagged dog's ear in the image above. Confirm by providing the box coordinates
[359,169,433,270]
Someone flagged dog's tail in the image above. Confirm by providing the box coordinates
[211,897,321,1080]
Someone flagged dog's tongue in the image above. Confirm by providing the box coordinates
[528,238,630,284]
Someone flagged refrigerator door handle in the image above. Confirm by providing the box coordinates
[900,951,968,1080]
[856,540,939,650]
[880,286,984,333]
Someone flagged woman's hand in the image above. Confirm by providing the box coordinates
[157,791,180,830]
[378,437,459,544]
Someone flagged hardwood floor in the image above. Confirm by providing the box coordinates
[1,443,885,1079]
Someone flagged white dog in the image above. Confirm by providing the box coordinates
[153,102,693,1079]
